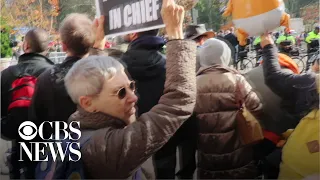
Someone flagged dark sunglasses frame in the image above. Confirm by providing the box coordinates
[111,81,136,99]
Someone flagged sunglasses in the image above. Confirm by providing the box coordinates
[111,81,136,99]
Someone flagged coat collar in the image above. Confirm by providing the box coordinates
[18,53,54,65]
[128,36,165,51]
[68,107,127,130]
[197,64,238,76]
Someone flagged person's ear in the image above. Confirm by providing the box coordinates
[199,37,206,46]
[62,43,68,52]
[23,41,30,53]
[130,33,138,41]
[79,96,97,113]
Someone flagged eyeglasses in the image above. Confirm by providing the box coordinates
[111,81,136,99]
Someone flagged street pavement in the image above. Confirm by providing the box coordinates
[0,139,10,179]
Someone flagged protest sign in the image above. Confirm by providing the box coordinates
[96,0,165,37]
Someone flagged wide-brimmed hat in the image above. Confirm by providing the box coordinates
[184,24,215,40]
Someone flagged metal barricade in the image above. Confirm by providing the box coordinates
[48,52,67,64]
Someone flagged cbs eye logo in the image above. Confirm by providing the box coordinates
[18,121,38,141]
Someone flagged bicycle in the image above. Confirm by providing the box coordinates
[278,41,306,73]
[234,47,255,74]
[300,49,319,72]
[303,39,319,72]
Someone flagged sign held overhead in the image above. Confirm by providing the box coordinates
[96,0,165,37]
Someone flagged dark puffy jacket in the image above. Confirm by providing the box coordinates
[262,45,319,121]
[29,56,81,139]
[224,33,239,47]
[121,36,166,116]
[1,53,54,179]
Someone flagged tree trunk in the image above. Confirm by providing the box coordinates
[208,0,212,29]
[39,0,43,27]
[49,15,53,35]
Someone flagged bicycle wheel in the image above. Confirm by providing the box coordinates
[292,57,305,73]
[236,58,254,74]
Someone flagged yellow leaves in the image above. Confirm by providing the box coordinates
[2,0,60,32]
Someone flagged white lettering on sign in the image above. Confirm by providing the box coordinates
[109,8,122,30]
[131,2,142,25]
[145,0,152,22]
[108,0,160,30]
[140,0,146,23]
[124,5,132,27]
[152,0,159,20]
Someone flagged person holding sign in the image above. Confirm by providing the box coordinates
[64,0,197,179]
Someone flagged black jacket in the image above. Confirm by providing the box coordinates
[121,36,166,116]
[262,44,318,121]
[29,56,81,137]
[1,53,54,179]
[1,53,54,118]
[224,33,239,47]
[215,36,236,64]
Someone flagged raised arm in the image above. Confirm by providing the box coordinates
[305,32,312,43]
[261,34,316,98]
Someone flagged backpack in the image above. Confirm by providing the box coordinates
[279,109,319,179]
[35,131,94,180]
[1,67,37,140]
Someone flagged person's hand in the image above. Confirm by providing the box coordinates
[161,0,185,40]
[260,32,274,48]
[93,16,106,50]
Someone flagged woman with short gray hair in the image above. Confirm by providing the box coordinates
[64,0,197,179]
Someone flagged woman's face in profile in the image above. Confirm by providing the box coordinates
[89,70,138,123]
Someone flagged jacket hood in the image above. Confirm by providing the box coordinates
[197,64,237,76]
[129,36,165,50]
[197,38,232,68]
[122,36,166,80]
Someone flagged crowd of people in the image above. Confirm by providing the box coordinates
[1,0,319,179]
[216,26,320,69]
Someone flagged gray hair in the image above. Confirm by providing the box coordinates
[65,55,124,104]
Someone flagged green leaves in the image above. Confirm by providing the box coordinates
[0,17,12,58]
[194,0,226,31]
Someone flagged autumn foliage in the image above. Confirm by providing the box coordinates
[0,0,60,33]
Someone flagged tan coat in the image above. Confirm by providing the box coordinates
[195,65,262,179]
[68,40,197,179]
